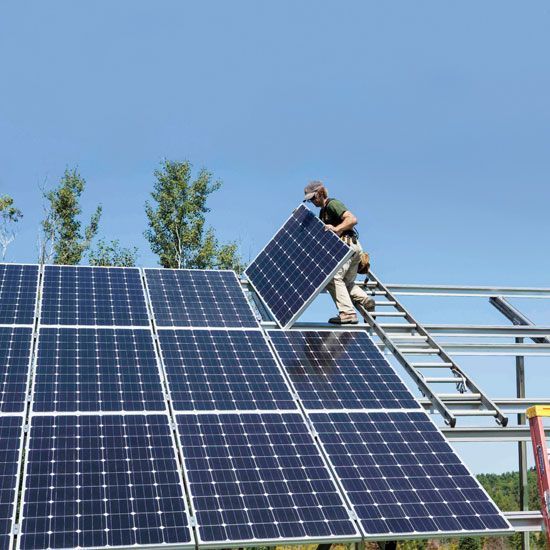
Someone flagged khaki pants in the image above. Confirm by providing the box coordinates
[325,241,371,316]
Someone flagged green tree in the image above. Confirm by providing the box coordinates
[39,168,102,265]
[0,195,23,260]
[144,160,243,271]
[457,537,481,550]
[88,239,138,267]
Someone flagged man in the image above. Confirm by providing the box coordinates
[303,180,375,324]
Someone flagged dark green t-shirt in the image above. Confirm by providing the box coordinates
[319,198,357,237]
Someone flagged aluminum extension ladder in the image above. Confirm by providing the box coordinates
[527,405,550,545]
[360,271,508,428]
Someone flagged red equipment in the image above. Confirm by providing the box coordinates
[527,405,550,543]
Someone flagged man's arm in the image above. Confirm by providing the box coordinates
[325,210,357,236]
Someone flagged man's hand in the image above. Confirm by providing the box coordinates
[324,224,341,236]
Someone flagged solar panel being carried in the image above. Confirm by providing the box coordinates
[0,264,38,325]
[269,329,512,539]
[176,412,360,546]
[145,269,258,328]
[158,329,296,411]
[245,204,352,329]
[19,414,194,550]
[41,266,149,326]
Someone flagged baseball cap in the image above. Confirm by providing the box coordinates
[303,181,323,201]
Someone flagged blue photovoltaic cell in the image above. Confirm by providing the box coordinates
[0,264,38,325]
[177,413,359,545]
[41,266,149,326]
[145,269,258,328]
[311,411,511,538]
[0,416,23,550]
[33,328,166,413]
[158,329,296,411]
[269,330,420,410]
[245,205,352,328]
[20,414,193,550]
[0,327,32,413]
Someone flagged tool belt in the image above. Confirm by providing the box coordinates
[340,234,357,245]
[357,251,371,274]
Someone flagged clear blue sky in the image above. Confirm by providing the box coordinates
[1,1,549,473]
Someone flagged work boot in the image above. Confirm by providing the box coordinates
[328,313,358,325]
[362,298,375,323]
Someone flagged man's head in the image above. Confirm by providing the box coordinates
[303,180,327,207]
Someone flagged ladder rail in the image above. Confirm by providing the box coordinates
[364,271,508,427]
[527,406,550,545]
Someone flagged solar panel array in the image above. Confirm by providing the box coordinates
[41,266,149,326]
[0,264,38,325]
[0,256,511,549]
[145,269,258,328]
[245,204,353,329]
[0,264,38,550]
[269,329,512,539]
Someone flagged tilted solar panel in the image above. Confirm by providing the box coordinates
[158,329,296,411]
[0,416,23,550]
[176,412,360,546]
[41,266,149,326]
[269,330,421,410]
[0,327,33,413]
[145,269,258,328]
[19,414,194,550]
[33,328,166,413]
[0,264,38,325]
[245,205,353,329]
[311,411,512,538]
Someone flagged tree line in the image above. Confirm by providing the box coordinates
[1,160,243,271]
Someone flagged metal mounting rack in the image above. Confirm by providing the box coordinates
[360,271,507,428]
[243,274,550,547]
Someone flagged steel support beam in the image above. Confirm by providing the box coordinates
[376,341,550,356]
[423,324,550,338]
[442,426,550,442]
[505,511,543,532]
[490,296,550,344]
[419,397,550,414]
[369,283,550,299]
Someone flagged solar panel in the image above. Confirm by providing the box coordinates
[310,411,512,538]
[269,330,421,410]
[19,414,194,550]
[245,204,353,329]
[41,266,149,327]
[33,328,166,413]
[158,329,296,411]
[176,412,360,546]
[0,327,33,413]
[0,415,23,550]
[145,269,258,328]
[0,264,38,325]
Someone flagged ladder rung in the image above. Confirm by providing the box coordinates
[437,393,481,400]
[379,323,416,329]
[387,335,427,341]
[411,362,454,368]
[375,301,397,306]
[399,348,440,354]
[423,377,466,384]
[371,311,407,317]
[452,410,498,417]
